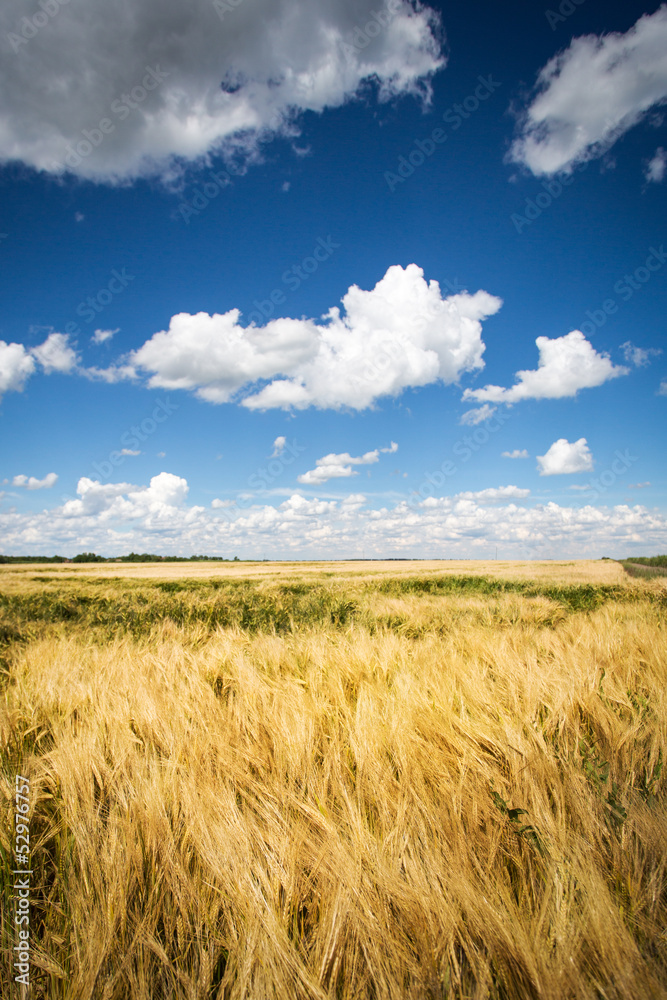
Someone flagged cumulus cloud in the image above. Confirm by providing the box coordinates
[537,438,593,476]
[659,380,667,396]
[92,328,119,345]
[628,482,650,489]
[2,472,666,559]
[0,0,444,184]
[298,443,397,485]
[620,341,662,367]
[60,472,193,521]
[463,330,629,405]
[645,146,667,183]
[12,472,58,490]
[502,449,529,459]
[0,332,81,400]
[509,6,667,176]
[131,264,502,410]
[0,341,35,399]
[30,332,78,373]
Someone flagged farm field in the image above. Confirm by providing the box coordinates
[1,561,666,999]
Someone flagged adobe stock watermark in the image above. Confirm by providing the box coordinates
[176,167,242,224]
[545,0,587,31]
[213,0,246,21]
[384,75,502,192]
[511,160,588,234]
[573,449,638,505]
[213,439,306,521]
[403,409,511,511]
[7,0,69,54]
[512,118,629,234]
[59,267,136,338]
[61,66,170,171]
[59,399,179,501]
[577,245,666,338]
[244,236,341,326]
[342,0,402,60]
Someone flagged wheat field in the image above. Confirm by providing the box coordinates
[1,561,666,999]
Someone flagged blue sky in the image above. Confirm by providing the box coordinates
[0,0,665,558]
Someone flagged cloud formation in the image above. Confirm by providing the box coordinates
[2,472,665,559]
[537,438,593,476]
[0,341,35,398]
[620,341,662,367]
[12,472,58,490]
[463,330,628,405]
[0,332,79,401]
[131,264,502,410]
[509,6,667,175]
[502,449,529,459]
[298,442,398,485]
[0,0,444,183]
[92,328,119,345]
[30,332,78,374]
[271,437,287,458]
[460,404,496,425]
[645,147,666,183]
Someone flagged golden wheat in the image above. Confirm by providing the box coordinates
[1,564,665,999]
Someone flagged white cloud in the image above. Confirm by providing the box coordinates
[92,328,119,345]
[2,472,666,559]
[12,472,58,490]
[628,482,651,489]
[75,212,85,223]
[659,380,667,396]
[119,449,141,457]
[271,436,286,457]
[0,0,444,183]
[645,146,667,183]
[502,449,529,459]
[130,264,502,410]
[455,486,530,502]
[0,332,81,400]
[30,332,78,374]
[60,473,192,521]
[0,341,35,399]
[81,364,137,383]
[460,404,496,425]
[509,6,667,176]
[620,341,662,367]
[537,438,593,476]
[463,330,629,405]
[298,444,397,485]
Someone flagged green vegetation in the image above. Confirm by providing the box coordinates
[0,574,662,648]
[620,558,667,579]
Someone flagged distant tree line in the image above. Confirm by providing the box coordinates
[0,553,241,563]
